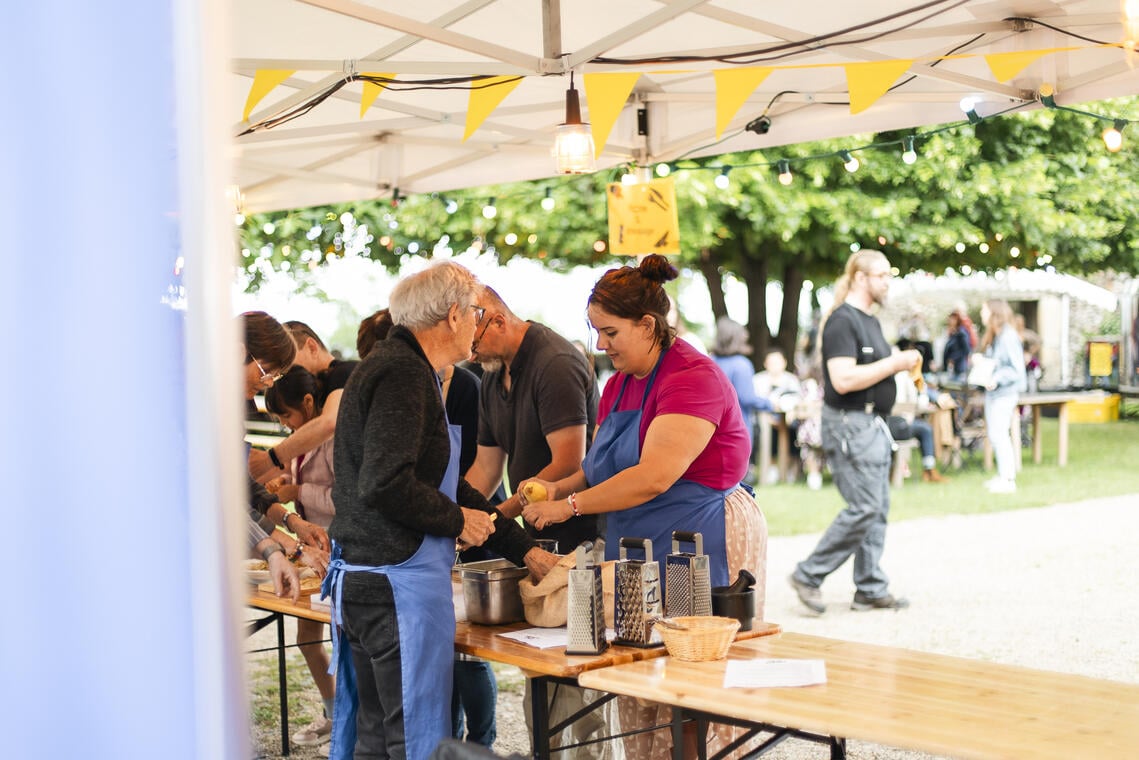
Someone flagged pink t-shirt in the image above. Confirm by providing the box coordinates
[597,339,751,490]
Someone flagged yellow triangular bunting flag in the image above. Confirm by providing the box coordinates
[243,69,296,122]
[844,60,913,115]
[360,72,395,118]
[984,48,1069,83]
[463,76,522,141]
[713,67,773,139]
[584,72,641,159]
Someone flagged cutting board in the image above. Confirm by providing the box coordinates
[258,573,323,596]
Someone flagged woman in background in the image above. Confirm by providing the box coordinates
[265,366,337,751]
[977,299,1027,494]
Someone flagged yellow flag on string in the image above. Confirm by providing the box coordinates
[844,60,913,115]
[584,72,641,159]
[463,76,523,141]
[360,72,395,118]
[607,177,680,256]
[713,67,773,139]
[984,48,1072,82]
[243,69,296,121]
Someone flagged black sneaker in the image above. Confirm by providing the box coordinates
[851,591,910,611]
[789,574,826,614]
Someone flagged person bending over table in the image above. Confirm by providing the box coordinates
[326,262,557,760]
[521,254,767,760]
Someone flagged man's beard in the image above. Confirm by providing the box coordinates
[479,358,504,374]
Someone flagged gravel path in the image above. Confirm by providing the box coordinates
[253,492,1139,759]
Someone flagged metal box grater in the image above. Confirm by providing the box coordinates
[565,542,608,655]
[613,537,663,647]
[664,530,712,618]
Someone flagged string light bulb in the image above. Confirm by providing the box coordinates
[901,136,918,165]
[552,71,595,174]
[777,160,793,186]
[444,197,459,214]
[959,96,982,125]
[655,163,671,177]
[714,166,731,189]
[482,198,497,219]
[1038,83,1057,108]
[540,188,556,211]
[839,150,859,173]
[1102,119,1126,152]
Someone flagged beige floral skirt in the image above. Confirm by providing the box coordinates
[617,486,768,759]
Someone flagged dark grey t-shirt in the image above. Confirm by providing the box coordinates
[478,322,600,551]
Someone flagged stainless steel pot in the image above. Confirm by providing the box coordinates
[454,558,528,625]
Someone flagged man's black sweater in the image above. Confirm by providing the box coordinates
[331,326,534,599]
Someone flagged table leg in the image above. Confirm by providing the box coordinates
[1058,403,1069,467]
[276,613,290,757]
[1032,406,1043,465]
[531,676,551,760]
[776,421,790,483]
[758,414,773,485]
[1011,406,1022,473]
[670,707,685,760]
[830,736,848,759]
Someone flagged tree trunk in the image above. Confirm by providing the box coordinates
[697,248,728,322]
[776,260,805,362]
[739,249,770,370]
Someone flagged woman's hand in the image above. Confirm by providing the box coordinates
[517,477,559,505]
[295,543,330,578]
[522,547,559,582]
[458,508,496,547]
[291,517,331,553]
[274,483,300,504]
[521,498,573,532]
[267,551,300,602]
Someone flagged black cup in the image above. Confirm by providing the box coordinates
[712,587,755,631]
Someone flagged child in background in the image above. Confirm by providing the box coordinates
[265,366,336,753]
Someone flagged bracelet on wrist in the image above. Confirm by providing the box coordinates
[260,541,285,562]
[567,492,581,517]
[268,447,284,469]
[282,511,295,532]
[288,543,305,561]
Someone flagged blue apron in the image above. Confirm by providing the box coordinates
[322,392,462,760]
[582,355,733,587]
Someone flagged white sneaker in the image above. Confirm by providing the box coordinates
[292,717,332,747]
[807,472,823,490]
[986,478,1017,494]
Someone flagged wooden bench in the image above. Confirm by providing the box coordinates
[889,438,920,487]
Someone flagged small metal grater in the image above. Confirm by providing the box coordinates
[565,541,607,655]
[613,537,663,647]
[664,530,712,618]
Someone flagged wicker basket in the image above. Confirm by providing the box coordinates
[656,616,741,662]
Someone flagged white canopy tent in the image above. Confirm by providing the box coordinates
[233,0,1139,212]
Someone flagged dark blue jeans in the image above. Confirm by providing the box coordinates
[451,657,497,747]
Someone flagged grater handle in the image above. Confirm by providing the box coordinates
[619,536,654,563]
[670,531,703,555]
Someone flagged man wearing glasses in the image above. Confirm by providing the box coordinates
[789,251,922,615]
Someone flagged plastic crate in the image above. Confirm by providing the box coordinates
[1067,393,1120,424]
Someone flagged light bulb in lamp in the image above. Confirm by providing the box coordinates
[902,136,917,165]
[540,188,555,211]
[777,160,793,186]
[1102,120,1126,152]
[553,74,595,174]
[839,150,859,173]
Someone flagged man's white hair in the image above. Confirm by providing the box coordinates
[389,261,481,331]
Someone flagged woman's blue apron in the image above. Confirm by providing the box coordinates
[582,355,732,587]
[321,392,461,760]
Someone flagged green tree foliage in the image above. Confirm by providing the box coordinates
[238,98,1139,364]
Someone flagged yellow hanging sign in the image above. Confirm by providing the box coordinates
[1088,342,1114,377]
[607,177,680,256]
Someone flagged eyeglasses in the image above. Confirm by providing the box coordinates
[249,354,284,384]
[470,305,486,322]
[471,311,494,354]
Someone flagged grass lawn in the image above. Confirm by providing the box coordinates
[758,415,1139,536]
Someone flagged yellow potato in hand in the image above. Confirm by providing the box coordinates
[521,482,547,503]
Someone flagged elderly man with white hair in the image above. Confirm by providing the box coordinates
[324,261,557,760]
